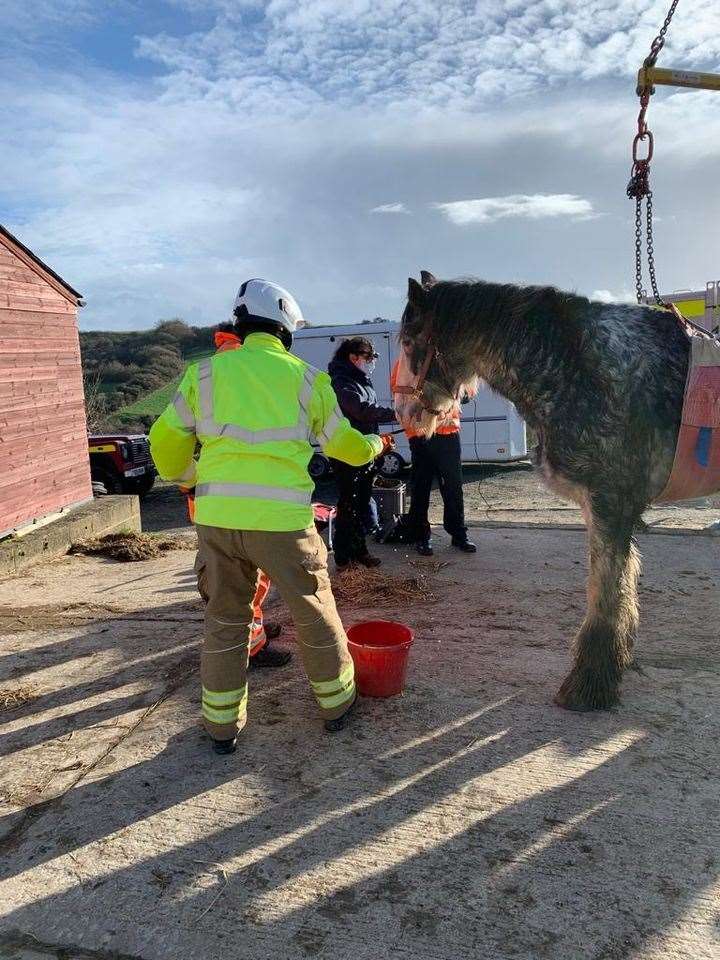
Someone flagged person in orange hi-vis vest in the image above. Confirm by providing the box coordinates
[181,325,292,670]
[391,339,477,558]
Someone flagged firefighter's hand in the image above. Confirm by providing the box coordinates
[379,434,395,454]
[179,486,196,524]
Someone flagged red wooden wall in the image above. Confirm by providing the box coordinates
[0,231,92,536]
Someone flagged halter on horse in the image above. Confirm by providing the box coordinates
[395,320,459,418]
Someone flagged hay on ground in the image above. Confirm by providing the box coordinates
[331,566,436,608]
[0,683,37,712]
[70,532,196,562]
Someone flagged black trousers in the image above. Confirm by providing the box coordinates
[407,433,467,542]
[330,459,376,563]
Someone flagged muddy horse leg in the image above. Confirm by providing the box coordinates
[555,506,641,711]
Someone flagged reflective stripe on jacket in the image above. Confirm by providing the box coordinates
[390,358,461,439]
[149,333,383,531]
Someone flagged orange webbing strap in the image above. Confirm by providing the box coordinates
[252,571,272,620]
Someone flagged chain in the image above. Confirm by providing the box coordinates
[645,188,662,303]
[644,0,681,69]
[627,0,681,305]
[633,196,645,303]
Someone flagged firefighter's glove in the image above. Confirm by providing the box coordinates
[379,434,395,454]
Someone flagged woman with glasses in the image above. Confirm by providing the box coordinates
[328,337,397,568]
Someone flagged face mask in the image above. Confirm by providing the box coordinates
[359,358,376,374]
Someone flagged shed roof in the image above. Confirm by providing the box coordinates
[0,224,83,303]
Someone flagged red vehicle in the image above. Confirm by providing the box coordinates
[88,434,156,496]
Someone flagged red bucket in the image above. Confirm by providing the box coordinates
[346,620,414,698]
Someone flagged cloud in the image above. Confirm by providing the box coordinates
[591,289,636,304]
[132,0,720,114]
[434,194,595,226]
[371,203,410,214]
[1,1,719,329]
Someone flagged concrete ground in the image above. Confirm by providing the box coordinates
[0,520,719,960]
[140,466,720,538]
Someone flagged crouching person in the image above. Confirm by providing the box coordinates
[150,280,391,755]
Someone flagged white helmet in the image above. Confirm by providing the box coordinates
[232,279,305,333]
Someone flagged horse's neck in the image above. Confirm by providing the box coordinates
[469,304,561,424]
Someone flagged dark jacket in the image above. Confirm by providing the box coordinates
[328,357,396,435]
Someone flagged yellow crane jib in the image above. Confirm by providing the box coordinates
[637,66,720,94]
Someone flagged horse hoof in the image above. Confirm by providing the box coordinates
[554,694,595,713]
[554,673,619,713]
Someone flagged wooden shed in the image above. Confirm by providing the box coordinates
[0,225,92,537]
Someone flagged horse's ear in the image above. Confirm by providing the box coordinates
[408,278,426,307]
[420,270,438,290]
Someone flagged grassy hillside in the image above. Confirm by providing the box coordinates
[116,377,182,420]
[80,320,214,431]
[116,346,213,421]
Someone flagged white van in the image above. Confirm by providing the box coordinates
[292,320,527,478]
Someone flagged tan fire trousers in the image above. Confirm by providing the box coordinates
[196,524,356,741]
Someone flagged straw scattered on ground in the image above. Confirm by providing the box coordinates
[70,532,196,562]
[331,566,437,608]
[0,683,37,712]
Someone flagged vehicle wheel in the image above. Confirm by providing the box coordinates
[378,451,405,478]
[125,474,156,497]
[308,453,331,481]
[92,468,123,495]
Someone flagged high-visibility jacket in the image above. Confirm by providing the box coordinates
[150,332,383,531]
[390,357,461,439]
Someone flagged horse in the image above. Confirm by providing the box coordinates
[399,270,693,712]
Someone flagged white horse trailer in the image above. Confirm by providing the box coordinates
[292,321,527,479]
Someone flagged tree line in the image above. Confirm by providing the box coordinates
[80,319,214,432]
[80,315,390,433]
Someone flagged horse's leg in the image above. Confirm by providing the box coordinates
[555,503,641,711]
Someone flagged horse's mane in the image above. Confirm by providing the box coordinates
[426,279,593,337]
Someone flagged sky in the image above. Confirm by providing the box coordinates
[1,0,719,330]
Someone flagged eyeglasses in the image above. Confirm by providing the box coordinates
[361,351,379,360]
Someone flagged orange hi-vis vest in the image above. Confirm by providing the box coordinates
[214,330,243,351]
[390,357,461,439]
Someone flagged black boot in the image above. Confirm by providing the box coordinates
[324,695,357,733]
[451,537,477,553]
[264,622,282,640]
[416,540,434,557]
[249,644,293,670]
[357,553,382,568]
[212,737,237,755]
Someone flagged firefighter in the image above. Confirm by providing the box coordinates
[186,325,291,670]
[149,279,393,755]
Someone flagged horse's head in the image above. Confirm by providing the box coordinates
[398,270,477,436]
